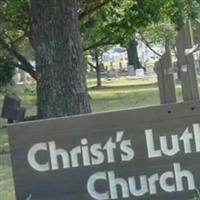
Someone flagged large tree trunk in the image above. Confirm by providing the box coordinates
[127,38,142,70]
[30,0,91,119]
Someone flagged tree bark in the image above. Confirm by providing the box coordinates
[127,39,142,70]
[94,51,102,87]
[30,0,91,119]
[96,66,101,87]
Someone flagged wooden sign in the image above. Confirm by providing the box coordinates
[8,101,200,200]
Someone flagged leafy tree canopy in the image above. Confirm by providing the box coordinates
[0,0,200,77]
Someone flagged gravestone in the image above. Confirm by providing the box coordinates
[127,65,134,76]
[1,93,26,122]
[135,68,145,77]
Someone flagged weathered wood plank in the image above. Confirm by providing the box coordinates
[8,101,200,200]
[156,48,176,104]
[179,55,199,101]
[183,20,193,49]
[186,54,199,100]
[176,29,187,66]
[175,20,199,101]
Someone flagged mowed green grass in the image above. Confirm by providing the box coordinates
[0,74,193,200]
[0,154,14,200]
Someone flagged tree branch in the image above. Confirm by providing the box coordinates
[186,44,200,55]
[79,0,112,19]
[139,33,162,57]
[0,36,36,79]
[0,59,34,76]
[84,39,118,51]
[11,33,27,47]
[88,62,96,69]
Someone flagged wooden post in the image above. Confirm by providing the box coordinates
[175,20,199,101]
[156,46,176,104]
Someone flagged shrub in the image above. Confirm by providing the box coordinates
[0,60,15,86]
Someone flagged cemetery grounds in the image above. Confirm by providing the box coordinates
[0,73,199,200]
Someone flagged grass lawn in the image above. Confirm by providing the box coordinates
[0,154,14,200]
[0,73,198,200]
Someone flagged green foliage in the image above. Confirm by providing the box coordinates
[1,0,200,75]
[81,0,200,51]
[0,0,28,31]
[161,0,200,30]
[0,0,28,47]
[0,59,15,86]
[140,19,177,47]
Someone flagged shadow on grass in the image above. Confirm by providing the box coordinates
[91,89,160,112]
[89,82,158,91]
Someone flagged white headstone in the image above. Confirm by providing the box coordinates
[135,68,145,77]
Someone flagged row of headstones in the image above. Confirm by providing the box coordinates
[107,66,145,78]
[156,20,200,104]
